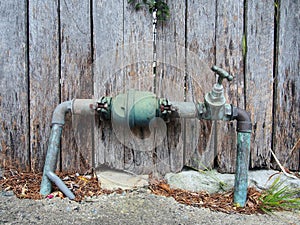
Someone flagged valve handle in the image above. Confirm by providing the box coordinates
[211,65,233,85]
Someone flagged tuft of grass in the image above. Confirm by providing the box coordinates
[184,164,229,192]
[259,176,300,214]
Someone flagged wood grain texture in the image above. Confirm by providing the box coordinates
[29,0,60,171]
[0,0,29,170]
[1,0,299,173]
[60,0,93,172]
[215,0,244,173]
[93,0,125,170]
[154,0,186,174]
[122,2,155,174]
[245,0,274,169]
[185,0,217,170]
[273,0,299,170]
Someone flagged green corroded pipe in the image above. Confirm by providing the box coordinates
[40,89,252,207]
[47,171,75,200]
[40,101,72,196]
[40,124,64,195]
[233,107,252,207]
[40,99,95,196]
[234,132,251,207]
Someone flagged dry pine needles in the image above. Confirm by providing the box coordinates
[1,168,297,215]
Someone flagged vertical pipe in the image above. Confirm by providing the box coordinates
[40,100,92,197]
[234,131,251,207]
[40,124,63,196]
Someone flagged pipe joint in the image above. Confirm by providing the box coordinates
[51,101,72,125]
[96,97,112,120]
[232,106,252,133]
[72,99,97,116]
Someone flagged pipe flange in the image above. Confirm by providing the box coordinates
[96,96,112,120]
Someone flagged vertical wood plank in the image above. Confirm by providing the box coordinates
[94,0,187,175]
[93,0,125,170]
[215,0,244,173]
[274,0,299,170]
[185,0,217,170]
[0,0,29,170]
[29,0,60,171]
[155,0,186,173]
[0,0,299,173]
[60,0,93,172]
[122,3,154,174]
[245,0,274,169]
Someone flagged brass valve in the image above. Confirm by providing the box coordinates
[211,65,234,86]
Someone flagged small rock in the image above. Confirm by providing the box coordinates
[165,170,234,194]
[96,169,149,190]
[1,191,15,197]
[248,169,300,190]
[165,169,300,194]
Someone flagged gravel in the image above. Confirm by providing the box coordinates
[1,189,299,225]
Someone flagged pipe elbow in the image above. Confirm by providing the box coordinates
[51,100,72,125]
[232,106,252,133]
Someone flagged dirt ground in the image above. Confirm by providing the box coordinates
[1,189,299,225]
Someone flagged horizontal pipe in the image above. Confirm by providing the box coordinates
[168,101,197,118]
[41,93,253,208]
[72,99,96,115]
[47,171,75,200]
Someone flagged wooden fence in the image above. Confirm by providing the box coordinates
[0,0,299,174]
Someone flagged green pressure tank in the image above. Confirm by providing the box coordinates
[111,89,159,128]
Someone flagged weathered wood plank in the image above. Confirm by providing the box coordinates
[0,1,29,170]
[1,0,299,173]
[245,0,274,169]
[94,0,187,175]
[29,0,60,171]
[60,0,93,172]
[273,0,299,171]
[185,0,217,170]
[122,3,155,174]
[215,0,244,173]
[93,0,125,170]
[155,0,186,174]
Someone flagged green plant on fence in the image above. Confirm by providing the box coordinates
[128,0,170,21]
[259,176,300,213]
[242,34,247,58]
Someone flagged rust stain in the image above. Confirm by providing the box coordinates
[129,64,136,77]
[1,140,10,154]
[189,39,199,53]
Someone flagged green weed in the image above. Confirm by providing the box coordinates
[259,176,300,214]
[128,0,170,21]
